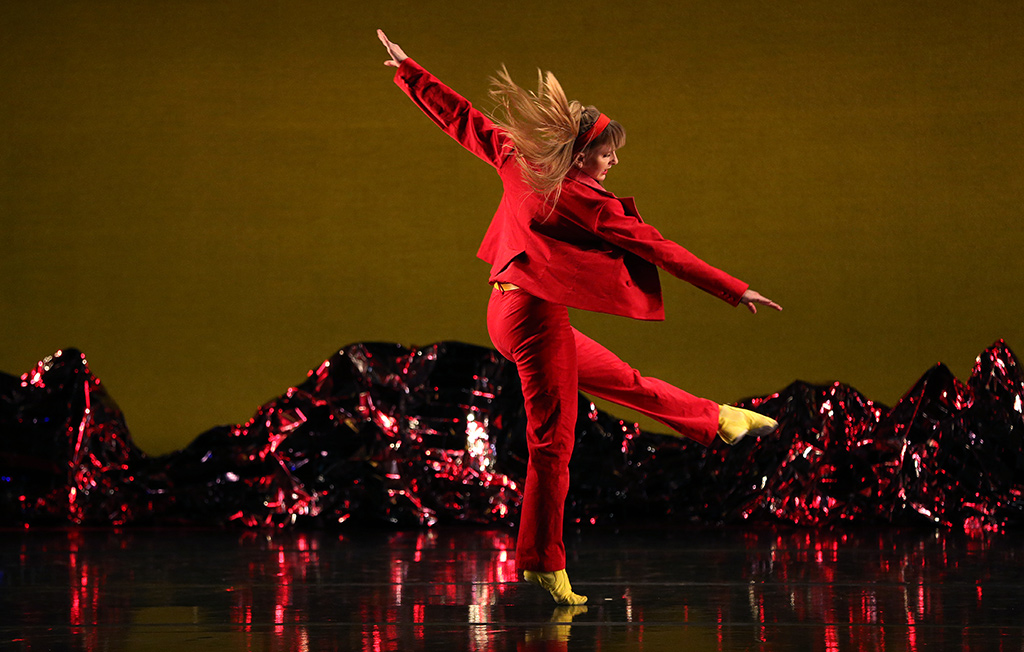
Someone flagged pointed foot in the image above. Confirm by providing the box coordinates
[718,404,778,445]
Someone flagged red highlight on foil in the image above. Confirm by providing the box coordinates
[1,340,1022,531]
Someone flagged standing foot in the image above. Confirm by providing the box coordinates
[523,569,588,605]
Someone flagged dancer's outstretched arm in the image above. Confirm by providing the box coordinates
[377,29,508,169]
[378,30,781,316]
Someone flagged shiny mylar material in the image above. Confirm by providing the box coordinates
[0,350,147,525]
[1,341,1022,531]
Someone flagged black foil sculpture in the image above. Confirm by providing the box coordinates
[2,341,1022,532]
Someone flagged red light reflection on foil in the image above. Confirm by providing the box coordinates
[7,340,1024,536]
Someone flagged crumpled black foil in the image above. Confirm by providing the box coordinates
[2,340,1022,531]
[0,350,148,525]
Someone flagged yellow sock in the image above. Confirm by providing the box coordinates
[718,404,778,445]
[523,569,588,605]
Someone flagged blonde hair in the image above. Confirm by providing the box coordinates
[488,66,625,204]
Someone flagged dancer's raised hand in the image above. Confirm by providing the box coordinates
[377,29,408,68]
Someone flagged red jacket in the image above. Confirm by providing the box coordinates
[394,58,749,321]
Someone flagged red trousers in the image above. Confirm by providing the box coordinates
[487,287,719,572]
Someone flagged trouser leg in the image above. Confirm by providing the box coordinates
[488,288,578,573]
[572,328,719,446]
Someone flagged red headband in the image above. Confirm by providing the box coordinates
[573,113,611,152]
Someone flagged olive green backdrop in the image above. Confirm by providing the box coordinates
[3,1,1022,455]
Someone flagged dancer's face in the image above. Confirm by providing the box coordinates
[579,144,618,183]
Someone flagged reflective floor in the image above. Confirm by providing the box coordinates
[2,525,1023,651]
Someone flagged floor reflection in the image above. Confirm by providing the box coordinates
[2,525,1023,651]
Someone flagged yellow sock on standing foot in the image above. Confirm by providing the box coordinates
[523,569,588,605]
[718,404,778,445]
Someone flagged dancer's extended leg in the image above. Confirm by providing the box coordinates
[573,328,719,446]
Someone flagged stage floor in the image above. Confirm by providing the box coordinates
[2,524,1022,651]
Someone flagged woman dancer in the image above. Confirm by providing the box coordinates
[378,30,781,605]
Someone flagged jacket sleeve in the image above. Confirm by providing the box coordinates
[394,58,509,169]
[587,198,750,306]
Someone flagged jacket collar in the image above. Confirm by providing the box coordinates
[566,167,615,197]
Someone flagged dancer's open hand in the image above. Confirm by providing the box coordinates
[378,29,408,68]
[740,289,782,314]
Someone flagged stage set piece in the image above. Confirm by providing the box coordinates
[2,340,1022,533]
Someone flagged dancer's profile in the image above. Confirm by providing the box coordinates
[378,29,781,605]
